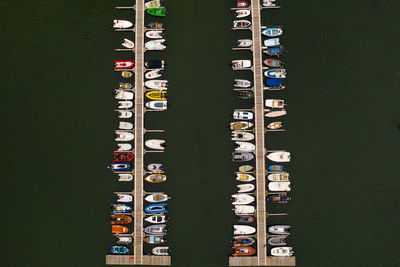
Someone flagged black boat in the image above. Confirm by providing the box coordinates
[267,193,290,204]
[236,91,254,99]
[145,60,165,69]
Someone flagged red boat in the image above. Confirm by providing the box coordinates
[113,152,134,162]
[236,1,249,8]
[114,60,134,70]
[232,246,256,256]
[110,214,132,225]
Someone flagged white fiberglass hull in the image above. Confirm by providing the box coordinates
[117,143,132,151]
[146,30,163,39]
[145,80,168,90]
[234,205,255,215]
[268,182,291,192]
[145,139,165,150]
[115,131,135,141]
[145,69,162,79]
[117,194,133,202]
[267,151,291,162]
[234,225,256,235]
[122,38,134,48]
[119,122,133,130]
[118,173,133,181]
[237,183,255,193]
[232,194,254,205]
[235,141,255,152]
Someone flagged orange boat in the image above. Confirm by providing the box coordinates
[112,225,129,234]
[232,246,256,256]
[110,214,132,225]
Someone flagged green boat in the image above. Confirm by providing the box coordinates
[236,91,254,100]
[147,8,166,17]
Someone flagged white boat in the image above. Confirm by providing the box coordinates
[152,247,169,256]
[113,20,133,29]
[145,39,166,50]
[145,69,162,79]
[235,141,255,152]
[115,90,134,100]
[232,194,254,205]
[115,131,134,141]
[144,215,167,224]
[145,80,168,90]
[267,151,291,162]
[117,194,133,202]
[146,100,167,110]
[145,193,169,203]
[264,69,286,78]
[233,20,251,29]
[236,173,255,182]
[264,38,280,47]
[118,173,133,181]
[268,182,291,192]
[268,172,290,182]
[117,110,133,118]
[235,9,251,18]
[147,163,163,173]
[237,183,255,193]
[231,131,254,141]
[271,247,294,257]
[145,139,165,150]
[146,30,163,39]
[233,111,253,120]
[119,122,133,130]
[122,38,134,48]
[118,101,133,109]
[234,225,256,235]
[265,109,286,118]
[267,121,282,129]
[145,0,161,9]
[234,79,252,88]
[237,39,252,47]
[263,0,277,7]
[116,236,132,244]
[265,99,284,108]
[234,205,255,215]
[232,60,252,70]
[117,143,132,151]
[269,225,290,235]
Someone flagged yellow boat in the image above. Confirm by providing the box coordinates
[145,90,167,100]
[145,174,166,183]
[121,71,132,78]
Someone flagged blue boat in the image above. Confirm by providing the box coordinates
[265,79,282,87]
[262,27,283,37]
[268,165,283,172]
[110,162,132,171]
[264,69,286,78]
[263,46,284,56]
[110,204,133,214]
[145,203,168,214]
[110,245,129,254]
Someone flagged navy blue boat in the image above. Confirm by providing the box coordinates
[263,46,284,56]
[145,60,165,69]
[265,79,282,87]
[110,162,132,172]
[145,203,168,214]
[237,215,255,223]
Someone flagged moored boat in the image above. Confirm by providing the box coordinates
[113,152,134,162]
[146,7,166,17]
[145,193,169,203]
[110,162,132,172]
[111,246,129,254]
[116,236,132,244]
[264,38,280,47]
[114,60,134,70]
[117,143,132,151]
[267,193,291,204]
[236,0,249,8]
[144,235,165,244]
[145,60,165,69]
[145,100,167,110]
[268,181,291,192]
[234,205,255,215]
[234,225,256,235]
[235,9,251,18]
[146,90,167,100]
[232,246,256,256]
[121,71,133,78]
[231,131,254,141]
[265,109,286,118]
[144,224,167,235]
[237,183,255,193]
[145,174,167,183]
[236,91,254,99]
[147,163,163,173]
[233,20,251,29]
[146,30,163,39]
[263,58,282,67]
[145,139,165,150]
[268,236,288,246]
[265,78,282,87]
[262,27,283,37]
[152,246,169,256]
[232,60,252,70]
[144,214,168,224]
[147,22,163,29]
[239,165,253,172]
[267,172,290,181]
[112,225,129,234]
[122,38,134,49]
[233,111,254,120]
[118,173,133,181]
[119,122,133,130]
[267,121,282,129]
[115,90,134,100]
[118,101,133,109]
[117,194,133,202]
[230,121,253,131]
[110,203,133,214]
[237,215,255,223]
[232,152,254,162]
[113,20,133,29]
[236,173,255,182]
[115,131,134,141]
[268,225,290,235]
[263,46,284,56]
[235,141,255,152]
[145,0,161,9]
[145,80,168,89]
[264,69,286,78]
[110,214,132,225]
[234,79,252,88]
[238,39,252,47]
[144,203,168,214]
[145,69,162,79]
[232,194,254,205]
[267,151,291,162]
[233,236,256,246]
[119,82,133,89]
[271,247,294,256]
[263,0,277,7]
[145,39,166,50]
[268,165,283,172]
[265,99,285,108]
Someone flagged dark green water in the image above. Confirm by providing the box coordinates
[1,0,399,266]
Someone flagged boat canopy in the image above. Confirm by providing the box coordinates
[266,78,282,86]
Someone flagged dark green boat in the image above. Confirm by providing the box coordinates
[147,8,166,17]
[236,91,254,99]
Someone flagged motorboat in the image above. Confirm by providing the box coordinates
[144,214,168,224]
[236,1,249,8]
[236,91,254,99]
[121,71,132,78]
[264,58,282,67]
[234,225,256,235]
[267,121,282,129]
[237,215,255,223]
[263,0,277,7]
[147,163,163,173]
[263,46,284,56]
[145,90,167,101]
[264,38,280,47]
[144,235,165,244]
[145,39,166,50]
[145,69,162,79]
[232,246,256,256]
[236,173,255,182]
[233,111,253,120]
[232,194,254,205]
[262,27,283,37]
[268,225,290,235]
[115,90,134,100]
[145,60,165,69]
[231,131,254,141]
[234,205,255,215]
[232,60,252,70]
[146,30,163,39]
[145,139,165,150]
[268,165,283,172]
[144,224,167,235]
[114,60,134,70]
[234,79,252,88]
[110,214,132,224]
[271,247,294,256]
[267,193,291,204]
[265,109,286,118]
[115,131,134,141]
[145,100,167,110]
[119,82,133,89]
[117,236,132,245]
[152,246,169,256]
[235,141,255,152]
[265,78,282,87]
[117,143,132,151]
[267,172,289,181]
[145,203,168,214]
[118,101,133,109]
[233,236,256,246]
[265,99,285,108]
[267,152,291,162]
[233,20,251,29]
[119,122,133,130]
[122,38,134,49]
[117,194,133,202]
[268,236,288,246]
[146,7,166,17]
[268,182,291,192]
[235,9,251,18]
[110,162,132,172]
[147,22,163,29]
[145,174,167,183]
[110,204,133,214]
[232,152,254,162]
[112,225,128,234]
[118,173,133,182]
[110,246,129,255]
[237,183,255,193]
[145,193,169,203]
[237,39,252,47]
[113,152,134,162]
[145,80,168,89]
[145,0,161,9]
[264,69,286,78]
[230,121,253,131]
[113,20,133,29]
[239,165,253,172]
